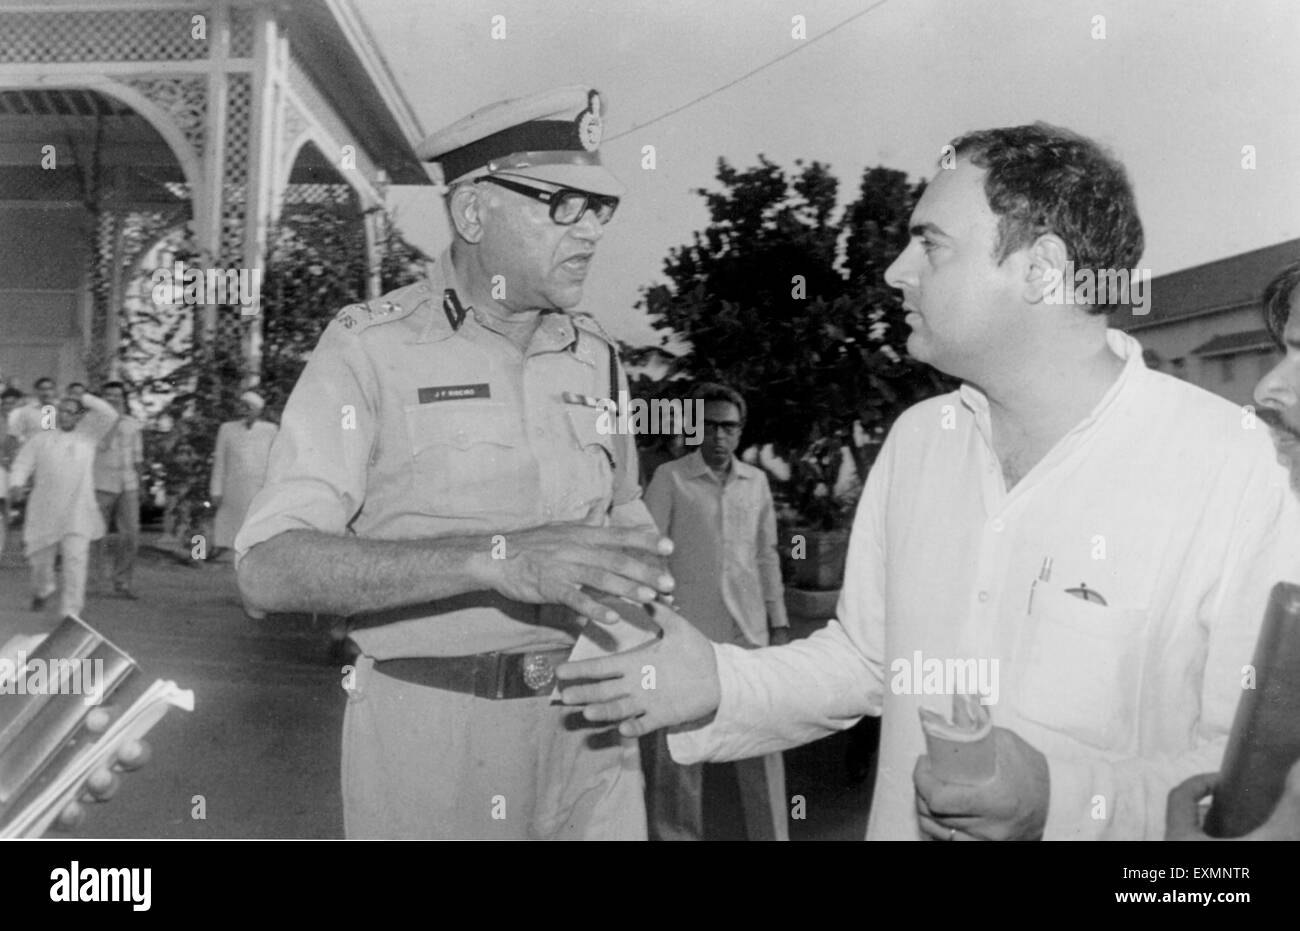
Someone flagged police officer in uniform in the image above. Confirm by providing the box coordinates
[236,86,675,839]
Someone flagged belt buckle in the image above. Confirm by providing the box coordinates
[520,651,558,692]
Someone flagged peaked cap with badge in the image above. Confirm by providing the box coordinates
[416,85,624,197]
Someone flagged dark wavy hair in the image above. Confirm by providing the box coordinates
[692,382,747,423]
[1262,260,1300,349]
[948,123,1144,314]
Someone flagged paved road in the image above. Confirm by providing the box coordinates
[0,536,873,840]
[0,539,344,839]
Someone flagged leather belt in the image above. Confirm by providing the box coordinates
[372,647,572,700]
[348,591,547,631]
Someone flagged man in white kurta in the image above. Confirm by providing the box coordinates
[210,392,277,552]
[557,125,1300,841]
[661,332,1300,840]
[8,392,119,617]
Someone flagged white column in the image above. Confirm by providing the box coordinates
[241,3,281,374]
[199,0,231,341]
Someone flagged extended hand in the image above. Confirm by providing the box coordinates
[1165,759,1300,841]
[556,600,720,738]
[484,521,674,624]
[914,726,1049,840]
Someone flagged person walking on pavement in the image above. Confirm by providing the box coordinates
[8,391,119,617]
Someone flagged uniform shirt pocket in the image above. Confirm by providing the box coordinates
[554,406,618,517]
[565,406,617,473]
[1013,582,1151,753]
[403,401,523,514]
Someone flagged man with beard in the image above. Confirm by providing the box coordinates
[1165,259,1300,841]
[1253,261,1300,495]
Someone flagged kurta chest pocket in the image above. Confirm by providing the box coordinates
[1013,583,1151,754]
[403,401,523,511]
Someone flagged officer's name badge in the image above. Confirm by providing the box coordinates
[418,383,491,404]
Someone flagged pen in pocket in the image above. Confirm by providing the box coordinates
[1026,556,1053,614]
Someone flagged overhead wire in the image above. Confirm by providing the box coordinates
[605,0,892,142]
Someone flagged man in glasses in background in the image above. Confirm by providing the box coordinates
[236,86,674,839]
[639,382,791,841]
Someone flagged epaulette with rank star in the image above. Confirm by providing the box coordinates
[331,291,421,333]
[569,312,622,412]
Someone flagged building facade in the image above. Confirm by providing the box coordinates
[0,0,428,391]
[1115,238,1298,408]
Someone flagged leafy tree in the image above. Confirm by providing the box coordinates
[639,157,954,529]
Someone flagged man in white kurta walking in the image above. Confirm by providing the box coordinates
[7,392,119,617]
[210,392,277,555]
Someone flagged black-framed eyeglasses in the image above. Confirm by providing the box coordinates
[478,176,619,226]
[703,419,743,436]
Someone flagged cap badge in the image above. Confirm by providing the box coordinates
[577,90,603,152]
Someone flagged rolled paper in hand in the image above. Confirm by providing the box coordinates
[920,693,996,785]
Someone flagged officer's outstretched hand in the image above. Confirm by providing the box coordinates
[556,600,721,738]
[1165,759,1300,841]
[484,521,675,624]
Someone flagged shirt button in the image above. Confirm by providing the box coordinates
[991,518,1005,532]
[455,430,466,444]
[977,590,989,603]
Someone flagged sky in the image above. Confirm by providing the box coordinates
[357,0,1300,347]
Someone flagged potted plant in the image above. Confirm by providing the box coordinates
[766,430,855,622]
